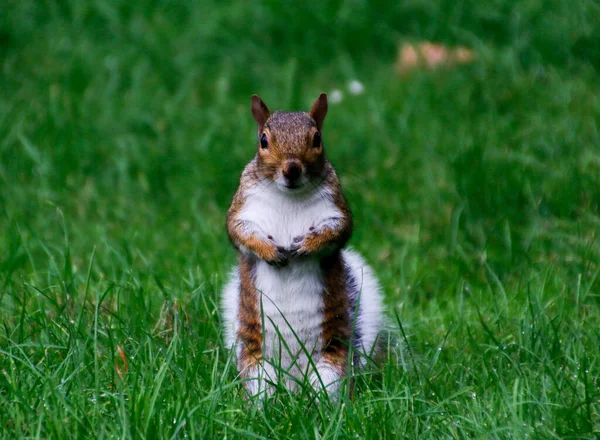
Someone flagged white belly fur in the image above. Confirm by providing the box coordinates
[255,258,324,386]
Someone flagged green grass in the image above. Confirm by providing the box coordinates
[1,0,600,438]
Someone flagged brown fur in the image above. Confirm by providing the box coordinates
[237,255,262,374]
[320,252,351,375]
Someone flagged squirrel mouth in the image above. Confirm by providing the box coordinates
[276,174,306,191]
[280,179,305,190]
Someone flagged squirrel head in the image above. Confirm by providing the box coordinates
[251,93,328,192]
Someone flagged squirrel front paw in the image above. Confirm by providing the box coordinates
[268,246,290,267]
[287,235,304,257]
[288,232,329,258]
[263,237,289,267]
[265,231,336,263]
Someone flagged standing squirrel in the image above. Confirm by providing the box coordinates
[222,93,383,399]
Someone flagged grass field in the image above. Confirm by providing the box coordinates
[1,1,600,438]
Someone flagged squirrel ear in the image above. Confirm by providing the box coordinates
[309,93,328,131]
[251,95,270,129]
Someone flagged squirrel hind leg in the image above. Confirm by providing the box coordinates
[222,266,241,348]
[342,249,384,367]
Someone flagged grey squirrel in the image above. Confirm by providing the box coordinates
[222,93,383,398]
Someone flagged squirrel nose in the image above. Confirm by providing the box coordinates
[283,161,303,182]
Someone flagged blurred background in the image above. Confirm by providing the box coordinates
[1,1,599,437]
[2,0,598,294]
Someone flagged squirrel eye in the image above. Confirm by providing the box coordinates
[312,132,321,149]
[260,133,268,149]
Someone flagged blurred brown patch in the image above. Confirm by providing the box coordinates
[396,42,475,74]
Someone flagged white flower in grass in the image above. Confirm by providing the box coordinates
[348,80,364,95]
[329,89,344,104]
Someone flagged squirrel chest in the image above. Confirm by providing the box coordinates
[238,180,342,247]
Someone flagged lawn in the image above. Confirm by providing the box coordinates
[1,1,599,438]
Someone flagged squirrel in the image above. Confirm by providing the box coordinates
[222,93,383,399]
